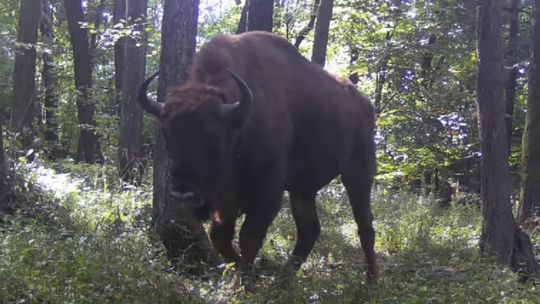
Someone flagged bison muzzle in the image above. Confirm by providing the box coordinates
[139,31,377,281]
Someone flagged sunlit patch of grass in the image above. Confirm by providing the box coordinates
[0,217,200,303]
[2,164,540,303]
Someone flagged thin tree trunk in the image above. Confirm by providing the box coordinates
[41,0,59,150]
[505,0,520,153]
[118,0,147,184]
[236,1,248,34]
[0,115,5,212]
[294,0,320,49]
[374,56,389,115]
[64,0,101,164]
[374,29,394,116]
[476,0,537,278]
[349,47,359,84]
[420,35,437,87]
[519,0,540,224]
[11,0,41,147]
[155,0,218,268]
[90,0,106,55]
[246,0,274,32]
[311,0,333,67]
[113,0,126,100]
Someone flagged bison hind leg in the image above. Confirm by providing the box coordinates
[341,154,377,282]
[286,191,320,270]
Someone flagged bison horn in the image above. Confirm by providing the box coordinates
[222,69,253,123]
[138,72,163,117]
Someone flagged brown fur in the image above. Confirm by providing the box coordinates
[156,31,377,280]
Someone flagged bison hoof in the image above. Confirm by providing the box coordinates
[366,271,378,284]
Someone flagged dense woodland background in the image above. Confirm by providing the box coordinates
[1,0,540,302]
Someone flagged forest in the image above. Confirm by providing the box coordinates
[1,0,540,302]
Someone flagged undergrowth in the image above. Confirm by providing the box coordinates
[1,162,539,303]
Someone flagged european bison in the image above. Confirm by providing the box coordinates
[139,31,377,280]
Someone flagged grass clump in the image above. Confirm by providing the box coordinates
[0,162,200,303]
[0,218,196,303]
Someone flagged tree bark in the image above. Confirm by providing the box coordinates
[113,0,126,99]
[374,56,389,115]
[117,0,147,185]
[294,0,320,49]
[155,0,218,269]
[0,115,5,212]
[64,0,101,164]
[311,0,333,67]
[420,35,437,87]
[348,47,359,84]
[41,0,59,150]
[11,0,41,147]
[476,0,538,277]
[519,0,540,224]
[236,1,248,34]
[247,0,274,32]
[505,0,520,153]
[89,0,106,55]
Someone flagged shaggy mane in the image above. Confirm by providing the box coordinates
[161,84,226,118]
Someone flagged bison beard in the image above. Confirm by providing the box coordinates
[139,31,377,281]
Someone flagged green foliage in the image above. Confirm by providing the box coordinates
[0,0,18,117]
[0,219,194,303]
[0,162,194,303]
[198,0,242,39]
[328,0,481,188]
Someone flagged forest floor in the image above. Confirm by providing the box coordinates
[1,160,539,303]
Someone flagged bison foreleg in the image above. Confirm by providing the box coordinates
[238,204,281,272]
[210,216,240,263]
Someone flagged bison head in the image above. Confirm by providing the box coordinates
[138,70,252,208]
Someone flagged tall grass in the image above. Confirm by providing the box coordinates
[1,164,539,303]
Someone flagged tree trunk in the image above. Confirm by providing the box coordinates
[294,0,320,49]
[311,0,333,67]
[519,0,540,224]
[348,47,359,84]
[11,0,41,148]
[155,0,218,269]
[89,0,106,55]
[117,0,147,185]
[41,0,59,153]
[236,1,248,34]
[505,0,520,153]
[64,0,101,164]
[420,35,437,87]
[476,0,538,278]
[0,115,5,213]
[247,0,274,32]
[113,0,126,99]
[374,56,389,115]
